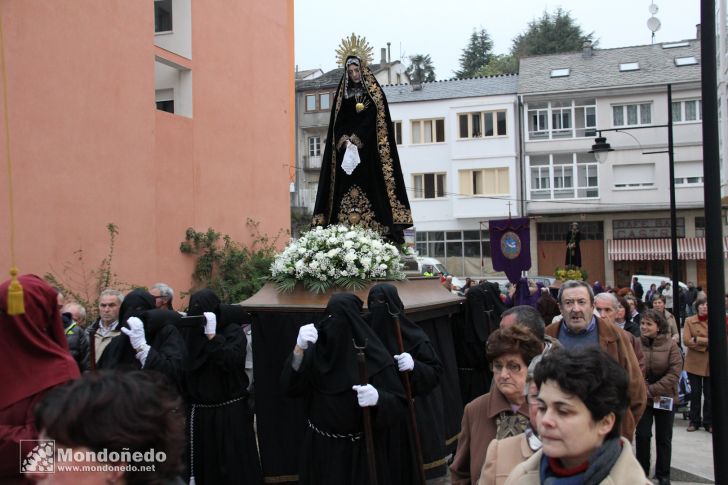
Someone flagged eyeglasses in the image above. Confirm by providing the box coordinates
[491,361,522,374]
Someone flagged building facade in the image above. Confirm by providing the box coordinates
[0,1,294,304]
[519,39,721,288]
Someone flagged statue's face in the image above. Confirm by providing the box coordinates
[347,64,361,83]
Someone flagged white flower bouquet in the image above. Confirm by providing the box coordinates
[270,225,406,293]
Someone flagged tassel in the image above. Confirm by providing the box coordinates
[7,266,24,315]
[189,476,196,485]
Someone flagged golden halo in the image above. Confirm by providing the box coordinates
[335,33,373,68]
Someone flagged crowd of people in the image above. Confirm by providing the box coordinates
[1,270,720,485]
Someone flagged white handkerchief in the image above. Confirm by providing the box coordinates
[341,144,360,175]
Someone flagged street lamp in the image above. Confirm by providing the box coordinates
[589,84,680,335]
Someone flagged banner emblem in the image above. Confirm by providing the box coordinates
[501,231,522,260]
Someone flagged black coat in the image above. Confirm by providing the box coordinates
[62,313,90,372]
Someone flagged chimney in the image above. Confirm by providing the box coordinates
[696,23,701,40]
[582,40,593,59]
[381,48,387,65]
[387,42,391,63]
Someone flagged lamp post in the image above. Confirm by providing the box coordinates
[589,84,681,335]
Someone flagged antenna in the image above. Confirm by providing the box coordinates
[647,2,661,44]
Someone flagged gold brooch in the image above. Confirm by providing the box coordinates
[356,102,364,113]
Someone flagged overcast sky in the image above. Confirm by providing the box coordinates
[295,0,702,79]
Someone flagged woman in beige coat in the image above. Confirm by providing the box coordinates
[504,348,649,485]
[683,295,711,432]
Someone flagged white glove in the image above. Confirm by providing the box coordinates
[296,323,318,349]
[352,384,379,407]
[204,312,217,335]
[394,352,415,372]
[341,143,361,175]
[121,317,147,351]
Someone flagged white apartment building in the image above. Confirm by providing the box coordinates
[383,76,520,276]
[519,39,721,288]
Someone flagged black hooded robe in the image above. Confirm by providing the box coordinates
[97,290,185,391]
[312,56,412,244]
[366,283,446,481]
[453,282,505,405]
[281,293,408,485]
[181,290,262,485]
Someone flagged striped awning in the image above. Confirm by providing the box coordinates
[607,237,728,261]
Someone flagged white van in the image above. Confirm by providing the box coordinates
[630,275,688,302]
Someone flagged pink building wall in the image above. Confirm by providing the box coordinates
[0,1,293,309]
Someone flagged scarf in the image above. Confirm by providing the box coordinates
[540,437,622,485]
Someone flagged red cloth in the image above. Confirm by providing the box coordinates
[0,274,79,409]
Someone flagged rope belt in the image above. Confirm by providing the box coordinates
[458,367,476,371]
[307,420,362,442]
[188,396,245,485]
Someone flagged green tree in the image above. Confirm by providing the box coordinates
[474,54,518,77]
[405,54,436,82]
[511,8,596,60]
[455,28,494,79]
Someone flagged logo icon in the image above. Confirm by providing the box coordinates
[501,231,522,260]
[20,440,55,473]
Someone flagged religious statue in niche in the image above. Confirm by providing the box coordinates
[565,222,582,267]
[311,34,412,244]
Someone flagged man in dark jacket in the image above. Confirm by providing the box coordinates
[61,307,90,372]
[632,277,644,301]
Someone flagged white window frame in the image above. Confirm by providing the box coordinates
[319,92,331,110]
[457,110,507,139]
[305,94,316,112]
[612,102,652,127]
[458,167,510,196]
[526,99,596,140]
[411,118,445,144]
[308,136,321,157]
[527,153,599,200]
[393,121,402,145]
[412,173,447,199]
[672,99,702,123]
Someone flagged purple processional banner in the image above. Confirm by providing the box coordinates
[489,217,531,284]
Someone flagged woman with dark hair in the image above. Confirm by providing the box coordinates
[652,295,679,343]
[97,289,186,390]
[635,309,682,485]
[0,274,80,483]
[181,289,262,484]
[282,293,408,484]
[505,347,650,484]
[311,54,412,244]
[684,295,711,433]
[616,296,640,337]
[366,283,444,481]
[32,371,185,485]
[450,326,543,484]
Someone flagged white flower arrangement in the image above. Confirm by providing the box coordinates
[270,225,407,293]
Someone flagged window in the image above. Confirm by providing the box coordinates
[526,99,595,139]
[393,121,402,144]
[527,153,599,200]
[613,163,655,188]
[674,56,698,66]
[674,161,704,185]
[459,167,509,195]
[458,110,507,138]
[550,68,570,77]
[672,99,702,123]
[308,137,321,157]
[411,119,445,144]
[613,103,652,127]
[156,99,174,113]
[412,173,446,199]
[663,42,690,49]
[319,93,331,110]
[619,62,640,71]
[305,95,316,111]
[154,0,173,33]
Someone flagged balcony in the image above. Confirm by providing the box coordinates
[302,155,322,171]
